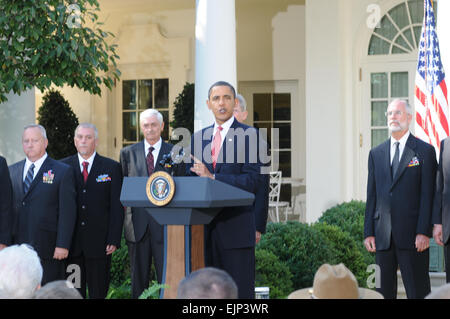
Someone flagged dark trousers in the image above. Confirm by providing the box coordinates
[41,258,66,285]
[131,226,164,299]
[376,238,430,299]
[67,254,111,299]
[206,225,255,299]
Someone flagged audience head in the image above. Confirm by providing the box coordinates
[32,280,83,299]
[0,244,43,299]
[288,263,383,299]
[233,94,248,123]
[177,267,238,299]
[139,108,164,145]
[426,283,450,299]
[22,124,48,162]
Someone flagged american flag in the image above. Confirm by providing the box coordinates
[415,0,449,156]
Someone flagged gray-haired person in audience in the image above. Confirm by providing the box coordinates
[0,244,43,299]
[33,280,83,299]
[177,267,238,299]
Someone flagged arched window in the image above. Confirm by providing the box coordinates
[368,0,436,55]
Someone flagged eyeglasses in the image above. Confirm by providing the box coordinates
[385,110,404,117]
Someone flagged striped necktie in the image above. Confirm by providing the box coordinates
[23,163,35,194]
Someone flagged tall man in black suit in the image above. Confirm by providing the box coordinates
[234,93,269,243]
[61,123,124,298]
[120,109,183,298]
[432,136,450,283]
[187,81,262,298]
[0,155,13,250]
[9,124,77,285]
[364,99,437,299]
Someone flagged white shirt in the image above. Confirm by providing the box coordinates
[78,152,96,174]
[144,137,162,167]
[23,153,48,181]
[213,116,235,147]
[390,131,410,164]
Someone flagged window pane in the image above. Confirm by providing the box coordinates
[253,93,271,121]
[372,129,389,148]
[274,123,291,149]
[368,34,390,55]
[154,79,169,109]
[160,110,169,141]
[123,81,136,110]
[372,101,388,126]
[274,151,291,178]
[273,93,291,121]
[138,80,153,109]
[254,122,272,146]
[391,72,408,97]
[371,73,388,98]
[413,26,422,47]
[388,3,409,30]
[408,0,424,24]
[392,46,408,54]
[376,15,397,41]
[394,35,410,52]
[403,29,415,49]
[280,183,291,204]
[123,112,137,143]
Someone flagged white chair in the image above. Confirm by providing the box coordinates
[268,171,290,222]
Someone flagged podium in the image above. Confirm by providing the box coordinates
[120,176,255,298]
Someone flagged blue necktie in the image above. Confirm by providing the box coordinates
[23,163,35,194]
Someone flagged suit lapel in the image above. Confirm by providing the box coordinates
[381,140,392,184]
[88,153,101,184]
[391,134,416,190]
[135,141,148,176]
[215,119,240,173]
[14,160,26,197]
[72,155,84,185]
[202,125,214,173]
[24,157,51,197]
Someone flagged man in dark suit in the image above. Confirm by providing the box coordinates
[0,155,13,250]
[120,109,183,298]
[9,124,77,285]
[234,93,269,243]
[61,123,124,298]
[432,136,450,282]
[364,99,437,299]
[187,81,262,299]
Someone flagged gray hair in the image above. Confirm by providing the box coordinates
[24,124,47,139]
[75,123,98,139]
[389,99,413,115]
[177,267,238,299]
[236,94,247,112]
[32,280,83,299]
[0,244,43,299]
[140,109,163,126]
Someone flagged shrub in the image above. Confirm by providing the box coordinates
[37,89,79,159]
[255,249,293,299]
[312,223,367,287]
[318,200,375,269]
[110,235,131,288]
[257,221,334,289]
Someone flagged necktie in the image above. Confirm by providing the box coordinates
[212,126,223,170]
[23,163,35,194]
[391,141,400,177]
[82,161,89,183]
[146,146,155,176]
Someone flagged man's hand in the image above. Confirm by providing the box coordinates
[433,224,444,246]
[364,236,376,252]
[415,234,430,252]
[53,247,69,260]
[106,245,117,255]
[255,231,261,244]
[190,155,214,179]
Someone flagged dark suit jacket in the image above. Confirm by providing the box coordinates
[432,137,450,245]
[9,156,77,259]
[186,118,261,249]
[364,134,437,250]
[0,156,13,245]
[61,153,124,258]
[120,140,183,242]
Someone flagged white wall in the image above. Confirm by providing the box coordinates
[0,89,36,164]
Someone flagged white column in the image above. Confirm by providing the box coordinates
[194,0,237,131]
[437,0,450,78]
[0,89,36,164]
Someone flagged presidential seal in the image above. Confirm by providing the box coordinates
[146,171,175,206]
